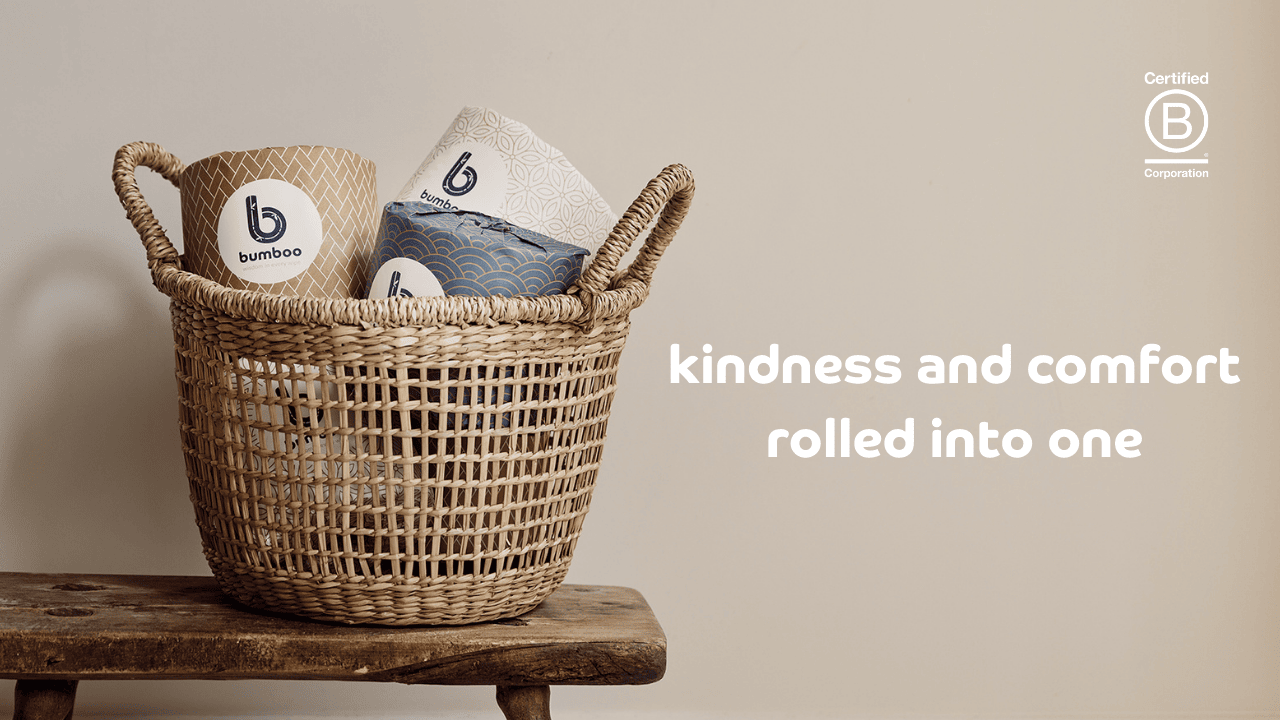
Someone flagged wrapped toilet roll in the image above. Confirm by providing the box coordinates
[395,107,617,257]
[180,146,378,299]
[366,202,590,299]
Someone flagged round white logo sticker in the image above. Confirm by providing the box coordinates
[369,257,446,299]
[217,178,324,284]
[410,140,508,217]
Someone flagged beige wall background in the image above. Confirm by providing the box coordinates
[2,1,1277,717]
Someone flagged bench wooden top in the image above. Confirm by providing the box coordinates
[0,572,665,686]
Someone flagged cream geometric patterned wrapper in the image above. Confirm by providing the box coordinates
[179,146,379,299]
[396,107,617,257]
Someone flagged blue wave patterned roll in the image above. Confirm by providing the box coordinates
[366,202,590,298]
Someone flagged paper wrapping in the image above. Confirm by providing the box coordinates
[179,146,378,299]
[395,106,617,257]
[366,202,589,299]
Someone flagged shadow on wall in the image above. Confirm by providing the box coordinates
[0,235,204,575]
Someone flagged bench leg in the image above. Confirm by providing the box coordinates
[496,685,550,720]
[13,680,77,720]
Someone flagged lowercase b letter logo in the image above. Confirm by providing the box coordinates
[413,141,506,216]
[245,195,287,243]
[389,270,414,298]
[218,179,323,285]
[443,151,479,196]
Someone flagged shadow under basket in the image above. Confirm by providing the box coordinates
[113,141,694,625]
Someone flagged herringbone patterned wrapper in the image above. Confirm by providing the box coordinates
[180,146,378,298]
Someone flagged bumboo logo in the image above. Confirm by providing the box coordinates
[443,151,478,196]
[238,246,304,263]
[217,178,323,284]
[414,141,506,216]
[1143,73,1209,178]
[388,270,414,297]
[245,195,286,243]
[239,194,302,263]
[369,257,446,299]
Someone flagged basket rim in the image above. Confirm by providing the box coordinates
[114,141,694,330]
[154,262,650,329]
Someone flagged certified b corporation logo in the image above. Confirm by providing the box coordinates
[1144,72,1209,178]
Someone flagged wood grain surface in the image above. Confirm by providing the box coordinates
[0,573,665,686]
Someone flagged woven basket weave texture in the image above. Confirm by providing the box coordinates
[113,141,693,625]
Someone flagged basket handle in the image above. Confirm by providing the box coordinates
[112,141,187,278]
[577,163,695,304]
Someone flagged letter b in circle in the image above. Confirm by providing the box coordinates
[245,195,287,244]
[1145,89,1208,153]
[443,151,479,196]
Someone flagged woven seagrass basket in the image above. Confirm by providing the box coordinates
[112,141,693,625]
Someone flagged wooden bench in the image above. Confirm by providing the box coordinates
[0,572,666,720]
